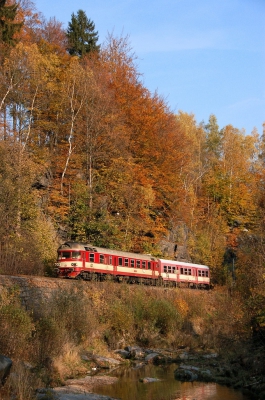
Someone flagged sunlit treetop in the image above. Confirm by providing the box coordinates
[66,9,100,57]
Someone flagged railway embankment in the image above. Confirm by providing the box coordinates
[0,274,77,312]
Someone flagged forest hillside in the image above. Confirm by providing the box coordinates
[0,0,265,331]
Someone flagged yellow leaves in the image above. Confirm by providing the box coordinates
[89,289,108,317]
[174,298,189,318]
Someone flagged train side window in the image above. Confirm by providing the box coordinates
[172,266,176,273]
[148,262,151,270]
[183,268,191,275]
[168,266,172,273]
[100,254,104,263]
[89,253,94,262]
[163,266,167,272]
[130,259,135,268]
[109,256,112,265]
[136,260,141,268]
[180,268,183,274]
[198,270,202,276]
[118,257,123,266]
[206,271,209,277]
[124,258,129,267]
[142,261,146,269]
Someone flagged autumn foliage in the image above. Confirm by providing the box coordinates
[0,1,265,298]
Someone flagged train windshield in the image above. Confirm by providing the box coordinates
[58,251,81,260]
[72,251,81,259]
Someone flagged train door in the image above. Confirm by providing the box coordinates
[113,256,117,273]
[81,250,86,270]
[194,267,198,285]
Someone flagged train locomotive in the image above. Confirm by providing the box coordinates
[55,241,210,289]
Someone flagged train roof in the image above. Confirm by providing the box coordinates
[58,242,157,261]
[159,258,209,269]
[58,242,91,250]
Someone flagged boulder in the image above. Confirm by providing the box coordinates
[174,363,214,383]
[174,368,198,382]
[0,354,12,386]
[114,349,130,359]
[140,377,161,383]
[92,356,121,369]
[145,353,159,363]
[125,346,145,360]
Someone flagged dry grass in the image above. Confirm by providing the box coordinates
[52,342,88,381]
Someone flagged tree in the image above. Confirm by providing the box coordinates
[205,114,222,160]
[36,17,68,56]
[0,0,22,46]
[66,10,99,57]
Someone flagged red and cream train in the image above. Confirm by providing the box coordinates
[55,241,210,289]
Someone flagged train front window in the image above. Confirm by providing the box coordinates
[72,251,81,259]
[59,251,71,259]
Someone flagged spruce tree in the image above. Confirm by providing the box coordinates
[0,0,22,46]
[67,10,100,57]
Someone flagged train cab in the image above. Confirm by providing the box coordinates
[55,242,86,278]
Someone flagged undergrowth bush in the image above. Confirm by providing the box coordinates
[32,286,98,364]
[4,361,38,400]
[0,287,34,359]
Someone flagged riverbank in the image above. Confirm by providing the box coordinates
[35,341,265,400]
[0,277,263,399]
[174,342,265,399]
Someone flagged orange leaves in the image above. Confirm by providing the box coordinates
[1,25,263,282]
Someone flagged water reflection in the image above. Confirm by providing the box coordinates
[93,363,251,400]
[174,381,249,400]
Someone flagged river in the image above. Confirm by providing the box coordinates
[91,363,251,400]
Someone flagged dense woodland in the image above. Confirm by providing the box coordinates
[0,0,265,304]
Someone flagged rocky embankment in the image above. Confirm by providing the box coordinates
[35,343,265,400]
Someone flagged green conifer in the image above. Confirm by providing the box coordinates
[0,0,22,46]
[66,10,100,57]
